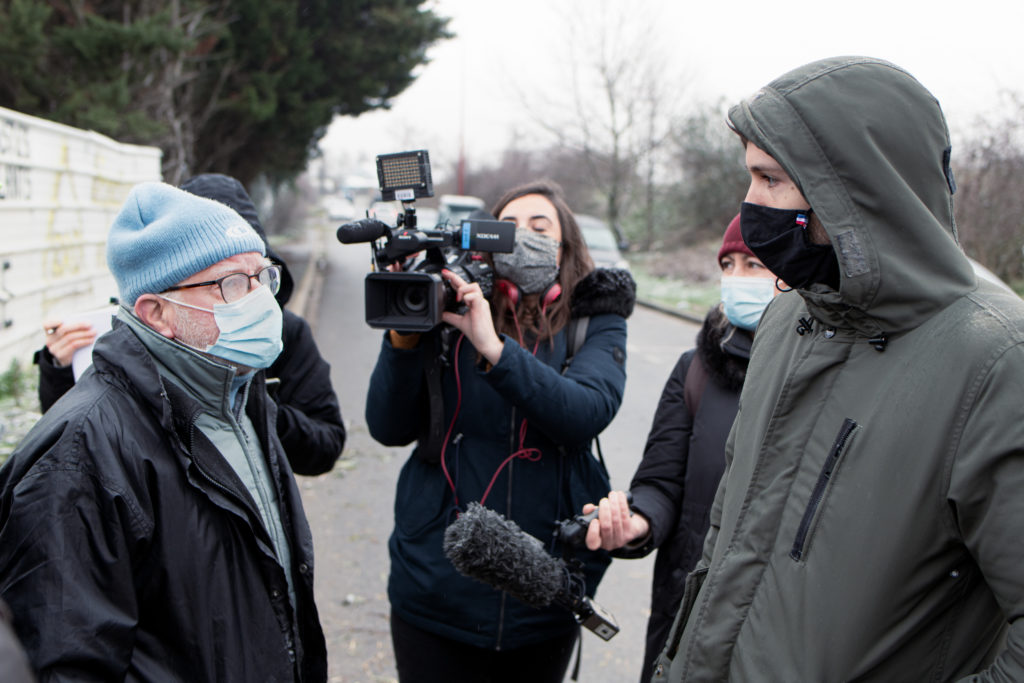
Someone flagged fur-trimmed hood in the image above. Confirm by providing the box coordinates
[696,306,752,393]
[570,267,636,319]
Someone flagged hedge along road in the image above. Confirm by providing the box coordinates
[295,219,701,682]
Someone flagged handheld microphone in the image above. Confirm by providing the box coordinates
[336,217,390,244]
[555,491,634,548]
[443,502,566,608]
[443,502,620,640]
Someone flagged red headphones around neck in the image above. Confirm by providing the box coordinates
[496,279,562,308]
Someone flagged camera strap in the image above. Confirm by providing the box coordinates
[416,329,448,464]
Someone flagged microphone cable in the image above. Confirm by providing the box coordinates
[440,294,556,509]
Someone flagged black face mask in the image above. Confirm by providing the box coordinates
[740,202,841,290]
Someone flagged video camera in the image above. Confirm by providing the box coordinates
[336,150,515,332]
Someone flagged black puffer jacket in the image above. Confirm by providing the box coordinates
[621,306,751,683]
[2,321,327,681]
[35,174,345,475]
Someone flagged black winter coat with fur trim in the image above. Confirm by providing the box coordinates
[621,306,751,683]
[366,267,635,652]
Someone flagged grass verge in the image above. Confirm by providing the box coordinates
[1,359,41,466]
[626,253,719,319]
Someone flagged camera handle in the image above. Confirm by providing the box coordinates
[414,328,447,464]
[412,324,463,466]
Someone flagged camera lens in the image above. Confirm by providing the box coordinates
[397,283,428,315]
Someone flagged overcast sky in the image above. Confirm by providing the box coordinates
[320,0,1024,184]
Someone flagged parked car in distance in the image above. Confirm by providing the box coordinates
[437,194,485,227]
[577,214,630,271]
[368,200,400,226]
[324,195,356,221]
[414,206,439,229]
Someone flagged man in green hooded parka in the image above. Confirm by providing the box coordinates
[654,56,1024,681]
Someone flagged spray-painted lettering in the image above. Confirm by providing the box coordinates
[0,163,31,200]
[0,118,31,158]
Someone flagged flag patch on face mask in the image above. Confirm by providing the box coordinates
[796,213,809,228]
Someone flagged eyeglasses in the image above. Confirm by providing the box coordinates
[162,265,282,303]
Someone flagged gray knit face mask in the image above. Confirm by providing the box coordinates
[492,229,560,294]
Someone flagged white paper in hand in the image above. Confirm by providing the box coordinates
[68,306,117,381]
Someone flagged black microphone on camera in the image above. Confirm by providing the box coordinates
[443,502,620,641]
[336,217,390,244]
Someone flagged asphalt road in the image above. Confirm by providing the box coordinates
[295,221,701,683]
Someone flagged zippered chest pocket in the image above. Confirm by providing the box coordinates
[790,418,858,562]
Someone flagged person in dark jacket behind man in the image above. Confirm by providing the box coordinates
[584,213,785,683]
[34,173,345,475]
[366,180,635,683]
[0,182,327,681]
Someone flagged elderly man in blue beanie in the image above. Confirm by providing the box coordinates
[0,182,327,682]
[35,174,347,477]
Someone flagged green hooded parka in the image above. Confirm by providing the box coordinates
[656,56,1024,682]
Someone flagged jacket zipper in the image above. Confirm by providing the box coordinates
[790,418,857,561]
[185,419,275,551]
[494,407,518,650]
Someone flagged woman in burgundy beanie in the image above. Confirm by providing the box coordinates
[583,212,785,683]
[718,213,755,262]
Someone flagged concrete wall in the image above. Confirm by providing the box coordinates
[0,107,161,371]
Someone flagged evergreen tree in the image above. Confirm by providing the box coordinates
[0,0,450,185]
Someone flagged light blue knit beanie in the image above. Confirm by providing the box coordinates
[106,181,266,305]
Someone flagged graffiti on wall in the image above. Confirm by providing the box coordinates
[0,117,31,201]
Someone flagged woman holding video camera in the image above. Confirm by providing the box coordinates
[366,180,636,683]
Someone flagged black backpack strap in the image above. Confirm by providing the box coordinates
[561,316,590,374]
[682,353,709,419]
[559,316,606,472]
[569,624,583,680]
[592,433,607,472]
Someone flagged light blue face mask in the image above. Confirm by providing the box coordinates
[720,276,776,331]
[161,284,283,369]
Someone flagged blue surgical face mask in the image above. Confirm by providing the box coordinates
[720,276,776,331]
[161,284,283,369]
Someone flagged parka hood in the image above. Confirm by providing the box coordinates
[728,56,976,335]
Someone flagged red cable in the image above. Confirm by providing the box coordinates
[443,297,554,508]
[478,443,541,506]
[439,333,465,508]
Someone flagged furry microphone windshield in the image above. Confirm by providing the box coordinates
[442,502,567,608]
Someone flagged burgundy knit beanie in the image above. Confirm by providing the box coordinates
[717,213,753,262]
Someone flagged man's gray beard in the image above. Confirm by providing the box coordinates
[172,303,255,374]
[171,302,218,351]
